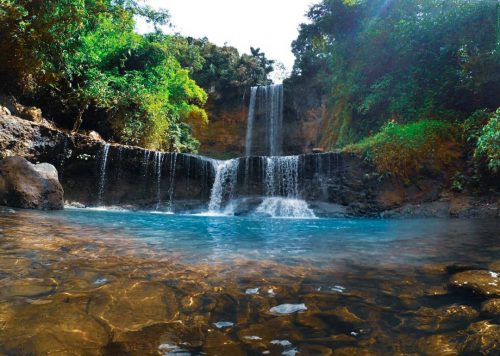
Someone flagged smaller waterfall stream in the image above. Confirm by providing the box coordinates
[167,153,178,211]
[97,144,111,206]
[154,152,164,210]
[208,159,239,213]
[244,86,258,156]
[258,156,315,218]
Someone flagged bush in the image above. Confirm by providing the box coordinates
[475,108,500,173]
[344,120,461,181]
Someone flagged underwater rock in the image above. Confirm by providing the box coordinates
[203,329,245,356]
[270,303,307,315]
[462,321,500,355]
[410,304,479,332]
[481,299,500,317]
[449,270,500,297]
[213,321,234,329]
[0,278,56,299]
[416,334,461,356]
[87,280,178,334]
[0,156,64,209]
[0,301,109,354]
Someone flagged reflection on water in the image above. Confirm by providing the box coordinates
[0,209,498,355]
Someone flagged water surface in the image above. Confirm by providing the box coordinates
[0,209,498,355]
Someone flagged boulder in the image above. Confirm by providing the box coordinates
[0,105,11,116]
[449,270,500,297]
[0,156,64,210]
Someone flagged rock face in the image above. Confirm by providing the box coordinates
[0,156,64,210]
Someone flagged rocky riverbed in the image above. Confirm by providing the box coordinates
[0,209,499,355]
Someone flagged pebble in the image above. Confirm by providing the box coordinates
[213,321,234,329]
[270,303,307,315]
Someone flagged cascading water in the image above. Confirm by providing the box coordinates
[167,153,178,211]
[154,152,164,210]
[257,156,316,218]
[97,144,110,206]
[245,84,283,156]
[264,156,299,197]
[208,159,239,213]
[244,86,258,157]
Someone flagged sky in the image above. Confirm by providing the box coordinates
[135,0,314,76]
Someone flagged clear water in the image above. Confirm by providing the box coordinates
[47,208,498,268]
[1,208,499,355]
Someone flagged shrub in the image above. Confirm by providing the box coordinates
[344,120,461,181]
[475,108,500,173]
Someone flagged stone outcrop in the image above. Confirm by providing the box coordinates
[0,156,64,210]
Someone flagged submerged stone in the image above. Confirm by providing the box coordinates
[416,334,460,356]
[270,303,307,315]
[411,304,479,332]
[462,321,500,355]
[87,280,178,334]
[449,270,500,297]
[481,298,500,317]
[0,301,109,354]
[213,321,234,329]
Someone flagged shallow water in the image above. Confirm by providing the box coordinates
[0,209,498,355]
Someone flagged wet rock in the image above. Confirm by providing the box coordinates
[330,306,364,324]
[462,321,500,355]
[449,270,500,297]
[87,280,178,334]
[417,334,460,356]
[0,278,56,299]
[411,304,479,332]
[0,301,109,355]
[481,299,500,317]
[203,329,245,356]
[0,156,64,209]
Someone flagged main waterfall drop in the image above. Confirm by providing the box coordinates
[245,84,284,157]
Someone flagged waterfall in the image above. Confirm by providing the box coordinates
[154,152,164,210]
[167,153,178,211]
[264,156,299,197]
[258,155,316,218]
[244,86,258,156]
[245,84,284,156]
[97,144,111,206]
[256,198,316,219]
[143,150,152,177]
[208,159,239,213]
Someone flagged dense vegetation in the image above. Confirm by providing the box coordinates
[0,0,272,151]
[289,0,499,185]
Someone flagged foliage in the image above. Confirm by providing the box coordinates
[344,120,461,181]
[0,0,207,151]
[475,108,500,173]
[187,39,274,104]
[290,0,500,148]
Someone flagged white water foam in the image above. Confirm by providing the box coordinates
[256,197,316,219]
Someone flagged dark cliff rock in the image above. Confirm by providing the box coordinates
[0,156,64,210]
